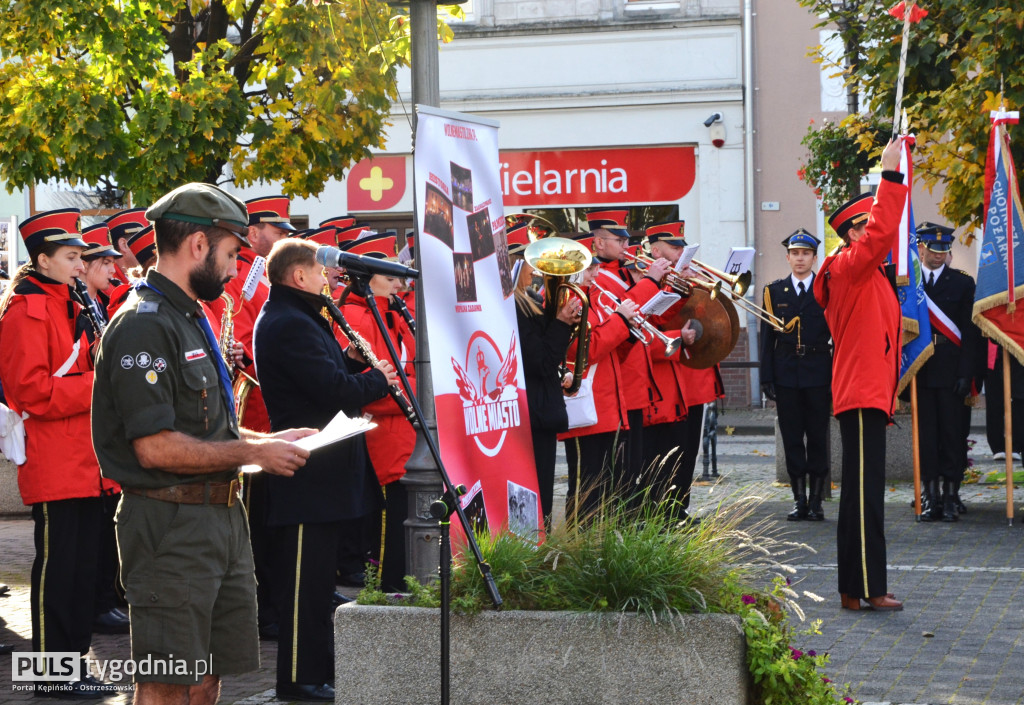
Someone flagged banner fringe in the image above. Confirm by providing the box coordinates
[897,342,934,396]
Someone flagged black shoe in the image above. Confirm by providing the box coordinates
[941,480,958,522]
[953,481,967,514]
[806,476,826,521]
[787,476,808,521]
[0,643,13,655]
[33,680,107,700]
[259,622,279,641]
[93,607,130,634]
[332,591,353,608]
[337,571,365,588]
[920,480,943,522]
[275,683,335,702]
[0,583,9,596]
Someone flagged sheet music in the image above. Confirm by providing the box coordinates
[639,290,681,316]
[675,244,700,271]
[724,247,755,276]
[242,256,267,302]
[241,410,376,473]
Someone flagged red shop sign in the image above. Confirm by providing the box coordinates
[347,155,407,211]
[499,146,696,207]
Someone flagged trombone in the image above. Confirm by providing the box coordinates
[589,281,683,357]
[624,251,793,333]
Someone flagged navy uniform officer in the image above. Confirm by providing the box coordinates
[92,183,315,705]
[760,229,832,521]
[915,222,978,522]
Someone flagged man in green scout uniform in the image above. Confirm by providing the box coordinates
[92,183,316,705]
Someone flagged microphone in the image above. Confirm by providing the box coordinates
[316,245,420,280]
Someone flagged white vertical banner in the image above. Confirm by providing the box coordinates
[414,106,541,540]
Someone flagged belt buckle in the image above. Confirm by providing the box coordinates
[795,344,806,357]
[227,477,239,507]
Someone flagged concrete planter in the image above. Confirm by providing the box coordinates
[334,605,748,705]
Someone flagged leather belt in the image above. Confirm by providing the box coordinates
[124,476,240,506]
[932,334,952,346]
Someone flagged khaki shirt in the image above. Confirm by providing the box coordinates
[92,270,240,489]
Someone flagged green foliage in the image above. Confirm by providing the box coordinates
[798,114,891,212]
[796,0,1024,229]
[0,1,457,204]
[357,560,441,608]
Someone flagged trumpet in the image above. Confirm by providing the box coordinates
[589,281,683,357]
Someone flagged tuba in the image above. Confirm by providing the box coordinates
[523,235,592,395]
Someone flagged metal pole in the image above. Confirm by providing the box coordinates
[403,0,446,581]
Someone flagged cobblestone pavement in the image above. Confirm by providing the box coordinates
[1,418,1023,704]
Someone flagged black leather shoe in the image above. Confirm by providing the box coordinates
[806,476,826,521]
[0,583,9,596]
[0,643,13,655]
[93,607,130,634]
[275,683,335,702]
[786,476,808,521]
[332,591,353,608]
[259,622,279,640]
[337,571,365,588]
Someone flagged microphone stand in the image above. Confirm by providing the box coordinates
[348,272,503,705]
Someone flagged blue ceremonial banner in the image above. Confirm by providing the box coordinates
[973,113,1024,363]
[895,137,933,394]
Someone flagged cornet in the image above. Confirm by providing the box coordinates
[589,281,683,357]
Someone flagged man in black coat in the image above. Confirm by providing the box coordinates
[760,229,832,521]
[254,239,397,702]
[915,222,978,522]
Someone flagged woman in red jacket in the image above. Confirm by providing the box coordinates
[557,235,640,523]
[813,138,905,612]
[0,209,112,694]
[340,234,416,592]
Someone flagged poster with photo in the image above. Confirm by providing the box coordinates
[414,106,541,541]
[423,183,454,248]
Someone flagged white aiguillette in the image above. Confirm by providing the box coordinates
[240,410,377,474]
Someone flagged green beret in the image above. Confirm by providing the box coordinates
[146,183,251,245]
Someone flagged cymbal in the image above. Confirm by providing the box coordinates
[663,288,739,369]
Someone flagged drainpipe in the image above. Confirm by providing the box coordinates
[743,0,760,407]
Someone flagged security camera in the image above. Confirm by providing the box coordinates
[703,112,723,128]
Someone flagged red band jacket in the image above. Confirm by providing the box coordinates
[341,292,417,486]
[0,272,117,504]
[813,175,905,417]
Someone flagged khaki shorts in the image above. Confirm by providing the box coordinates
[115,494,259,684]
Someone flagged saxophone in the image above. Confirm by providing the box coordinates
[219,292,258,419]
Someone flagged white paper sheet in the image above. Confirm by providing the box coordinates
[241,410,377,473]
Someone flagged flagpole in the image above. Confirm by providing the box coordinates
[911,376,922,521]
[1004,348,1015,526]
[891,2,916,139]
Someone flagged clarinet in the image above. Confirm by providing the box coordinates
[390,295,416,335]
[319,294,417,425]
[72,279,106,339]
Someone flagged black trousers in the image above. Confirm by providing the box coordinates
[31,498,102,654]
[531,426,557,523]
[564,429,624,522]
[917,385,966,482]
[272,521,340,687]
[642,418,688,506]
[620,409,646,509]
[243,471,278,629]
[836,409,889,600]
[984,367,1024,455]
[776,385,831,482]
[375,480,408,594]
[95,491,123,614]
[678,403,706,509]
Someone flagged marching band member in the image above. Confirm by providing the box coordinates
[107,225,158,313]
[636,222,699,516]
[254,238,395,702]
[814,138,905,612]
[558,234,640,522]
[80,223,133,635]
[105,207,148,285]
[587,209,671,505]
[761,229,832,522]
[507,224,576,529]
[0,209,114,695]
[339,233,417,592]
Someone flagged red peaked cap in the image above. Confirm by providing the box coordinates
[585,208,630,238]
[345,233,397,261]
[19,208,88,254]
[337,224,372,247]
[81,223,121,259]
[645,220,687,247]
[245,195,295,231]
[106,208,149,246]
[320,215,356,230]
[128,225,157,264]
[828,193,873,239]
[304,226,338,248]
